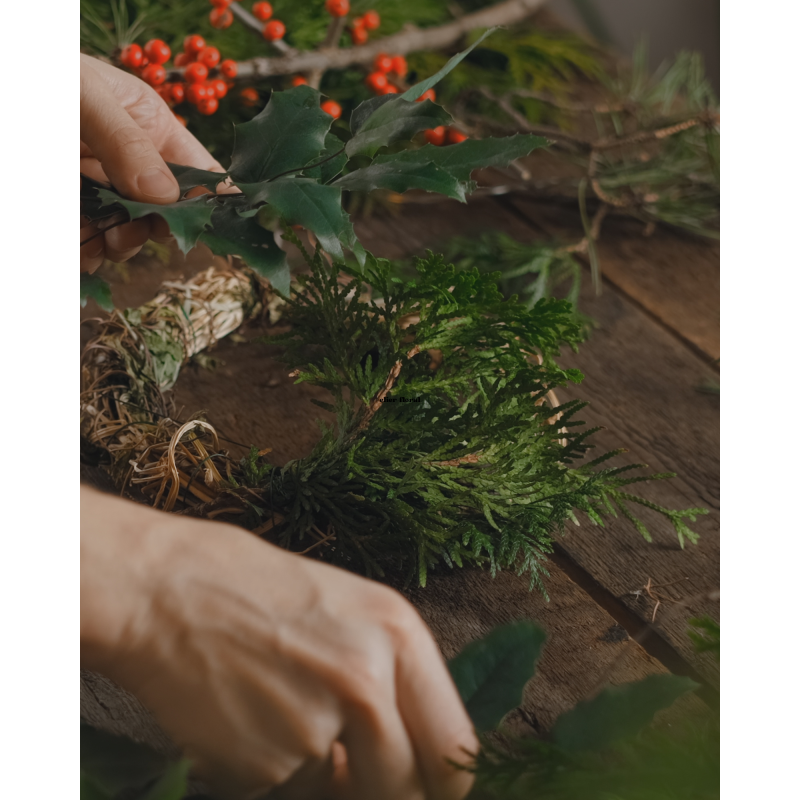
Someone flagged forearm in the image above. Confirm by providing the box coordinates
[80,486,173,675]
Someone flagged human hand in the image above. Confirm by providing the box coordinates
[81,487,477,800]
[80,55,225,272]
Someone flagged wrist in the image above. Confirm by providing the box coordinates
[80,487,187,678]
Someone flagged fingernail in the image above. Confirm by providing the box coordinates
[136,166,178,201]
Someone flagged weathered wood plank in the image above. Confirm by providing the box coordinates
[352,198,720,685]
[506,195,720,361]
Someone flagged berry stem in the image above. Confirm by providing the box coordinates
[229,1,294,56]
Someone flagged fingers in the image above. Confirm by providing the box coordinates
[104,218,151,262]
[80,59,180,204]
[392,604,478,800]
[80,223,105,273]
[340,702,424,800]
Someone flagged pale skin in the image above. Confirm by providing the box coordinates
[80,57,477,800]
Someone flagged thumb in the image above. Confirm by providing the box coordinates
[80,64,179,205]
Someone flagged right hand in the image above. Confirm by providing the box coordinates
[81,487,477,800]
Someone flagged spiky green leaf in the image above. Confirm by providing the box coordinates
[229,86,332,183]
[448,621,547,732]
[551,674,699,753]
[373,134,549,183]
[80,273,113,311]
[199,203,290,295]
[345,99,452,158]
[96,189,214,254]
[166,163,228,196]
[333,160,467,201]
[238,177,357,261]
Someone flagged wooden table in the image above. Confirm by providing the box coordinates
[80,169,719,753]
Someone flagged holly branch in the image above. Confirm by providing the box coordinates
[167,0,549,81]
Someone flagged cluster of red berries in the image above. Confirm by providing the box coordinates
[323,0,380,46]
[424,126,468,146]
[120,36,238,120]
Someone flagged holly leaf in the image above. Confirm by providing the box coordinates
[448,620,547,733]
[349,95,397,136]
[239,177,358,263]
[401,28,498,102]
[229,86,333,183]
[373,134,550,183]
[97,189,214,254]
[166,163,228,196]
[199,204,290,295]
[345,99,452,159]
[334,160,467,201]
[302,133,348,184]
[80,273,113,311]
[551,674,700,753]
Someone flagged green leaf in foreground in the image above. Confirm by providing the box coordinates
[345,99,452,158]
[166,163,228,197]
[373,134,550,183]
[199,204,290,296]
[229,86,332,183]
[448,621,547,733]
[80,273,113,312]
[400,27,498,102]
[302,133,348,184]
[80,723,169,796]
[238,177,358,262]
[97,189,214,255]
[139,760,191,800]
[333,160,467,201]
[551,673,699,753]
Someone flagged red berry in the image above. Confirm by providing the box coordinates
[378,84,398,95]
[263,19,286,41]
[204,81,217,100]
[350,25,368,45]
[210,7,234,28]
[211,78,228,98]
[446,128,468,145]
[219,59,238,78]
[174,52,192,67]
[174,113,188,126]
[240,87,260,106]
[365,71,388,93]
[198,46,221,69]
[120,43,143,69]
[325,0,349,17]
[321,100,342,119]
[291,75,308,87]
[170,83,186,103]
[252,1,273,21]
[186,82,209,105]
[416,88,436,103]
[373,53,393,73]
[141,64,167,86]
[424,126,446,146]
[184,62,209,83]
[184,35,206,55]
[391,55,408,77]
[362,10,380,30]
[144,39,171,65]
[210,0,232,6]
[198,97,219,116]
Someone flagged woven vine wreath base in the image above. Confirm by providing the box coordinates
[81,259,564,553]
